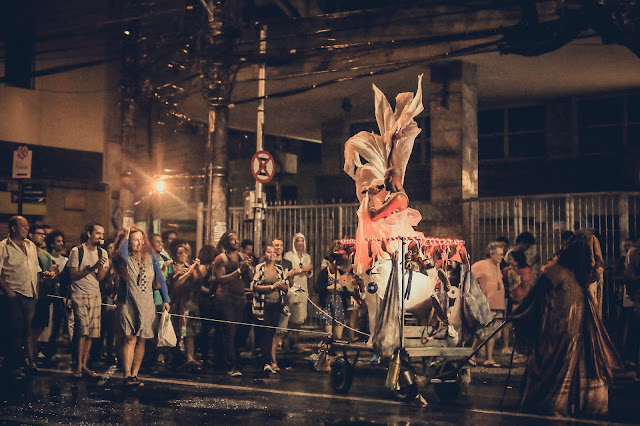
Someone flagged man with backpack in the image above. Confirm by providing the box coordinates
[67,224,109,378]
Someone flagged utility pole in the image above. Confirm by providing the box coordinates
[200,0,231,245]
[253,25,267,258]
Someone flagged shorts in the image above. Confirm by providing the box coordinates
[32,297,52,328]
[475,309,504,340]
[71,293,102,338]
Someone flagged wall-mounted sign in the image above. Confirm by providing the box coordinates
[12,146,32,179]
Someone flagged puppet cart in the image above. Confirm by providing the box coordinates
[327,318,507,402]
[323,236,502,403]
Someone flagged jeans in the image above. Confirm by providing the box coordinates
[214,295,246,371]
[255,302,280,366]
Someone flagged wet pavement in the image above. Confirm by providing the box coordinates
[1,352,639,425]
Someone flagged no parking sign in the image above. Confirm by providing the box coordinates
[251,150,275,184]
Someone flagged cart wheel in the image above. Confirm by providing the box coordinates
[330,357,353,394]
[392,367,419,402]
[433,362,461,402]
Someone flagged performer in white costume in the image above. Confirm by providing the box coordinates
[343,75,426,274]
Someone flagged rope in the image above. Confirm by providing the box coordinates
[305,295,370,338]
[47,293,369,337]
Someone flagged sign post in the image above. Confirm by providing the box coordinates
[12,146,33,215]
[251,149,273,257]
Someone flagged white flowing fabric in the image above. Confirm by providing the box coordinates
[343,75,425,273]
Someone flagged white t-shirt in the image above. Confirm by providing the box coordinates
[51,254,68,273]
[68,245,109,296]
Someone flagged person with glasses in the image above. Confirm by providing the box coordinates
[468,241,505,368]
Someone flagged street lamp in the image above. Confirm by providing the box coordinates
[154,178,166,194]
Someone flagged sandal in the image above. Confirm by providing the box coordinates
[123,376,138,387]
[468,358,477,366]
[82,370,100,378]
[483,360,501,368]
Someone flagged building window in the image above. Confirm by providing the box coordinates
[301,141,321,164]
[626,95,640,151]
[507,106,545,158]
[478,106,546,160]
[578,97,623,153]
[478,109,505,160]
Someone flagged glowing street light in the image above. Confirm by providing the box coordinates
[154,179,166,194]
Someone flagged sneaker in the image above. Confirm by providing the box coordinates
[227,368,242,377]
[263,364,276,374]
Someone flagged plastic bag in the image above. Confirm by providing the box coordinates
[372,259,400,358]
[157,310,177,347]
[461,266,492,331]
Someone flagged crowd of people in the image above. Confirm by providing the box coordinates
[0,216,330,384]
[1,215,638,417]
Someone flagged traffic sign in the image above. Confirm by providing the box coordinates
[251,150,275,184]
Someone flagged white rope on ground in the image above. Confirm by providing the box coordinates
[47,294,365,337]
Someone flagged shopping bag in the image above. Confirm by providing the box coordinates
[157,310,177,347]
[461,266,492,331]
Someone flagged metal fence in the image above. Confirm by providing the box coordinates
[229,202,360,326]
[231,192,640,267]
[464,192,640,266]
[229,192,640,326]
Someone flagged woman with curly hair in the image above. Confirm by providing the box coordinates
[113,226,170,387]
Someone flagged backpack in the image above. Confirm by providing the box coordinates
[59,245,105,298]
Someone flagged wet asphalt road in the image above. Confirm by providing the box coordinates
[1,361,638,425]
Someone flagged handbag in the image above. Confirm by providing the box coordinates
[157,310,177,347]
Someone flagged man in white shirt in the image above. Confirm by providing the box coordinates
[68,223,109,378]
[0,216,44,376]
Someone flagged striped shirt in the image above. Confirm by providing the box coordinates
[250,262,285,321]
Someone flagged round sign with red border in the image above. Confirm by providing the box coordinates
[251,150,275,184]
